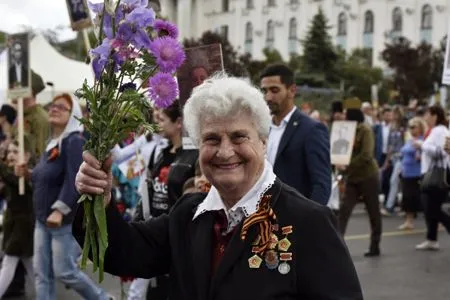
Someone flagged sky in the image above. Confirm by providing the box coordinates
[0,0,102,41]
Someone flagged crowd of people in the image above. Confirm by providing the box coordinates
[0,64,449,299]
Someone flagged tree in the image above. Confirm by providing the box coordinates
[301,8,338,81]
[183,31,248,77]
[337,49,389,103]
[381,36,443,104]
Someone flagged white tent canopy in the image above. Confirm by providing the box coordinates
[0,34,94,106]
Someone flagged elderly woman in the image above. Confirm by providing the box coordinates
[73,75,362,299]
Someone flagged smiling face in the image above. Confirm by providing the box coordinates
[199,112,266,200]
[48,97,72,128]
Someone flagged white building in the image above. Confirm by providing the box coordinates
[160,0,450,67]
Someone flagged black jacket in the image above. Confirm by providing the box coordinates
[135,146,198,220]
[73,179,363,300]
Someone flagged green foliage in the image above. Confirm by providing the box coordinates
[301,7,338,80]
[381,36,444,104]
[241,48,284,84]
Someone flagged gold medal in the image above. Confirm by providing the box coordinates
[248,254,262,269]
[278,238,291,252]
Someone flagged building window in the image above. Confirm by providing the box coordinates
[392,7,402,32]
[268,0,276,7]
[288,18,297,54]
[222,0,229,12]
[290,0,299,4]
[220,25,228,40]
[364,10,374,33]
[421,4,432,29]
[246,0,254,9]
[245,22,253,54]
[337,12,347,36]
[266,20,275,49]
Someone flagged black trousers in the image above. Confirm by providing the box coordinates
[339,174,382,249]
[3,261,25,297]
[422,189,450,241]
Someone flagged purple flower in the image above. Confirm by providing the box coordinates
[88,1,103,14]
[90,39,112,79]
[149,37,186,73]
[154,20,179,39]
[125,6,155,28]
[148,73,179,108]
[119,82,137,92]
[117,23,152,49]
[116,6,155,49]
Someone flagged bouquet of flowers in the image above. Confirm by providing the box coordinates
[76,0,185,282]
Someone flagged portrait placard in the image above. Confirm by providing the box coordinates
[66,0,92,31]
[330,121,357,166]
[177,44,224,149]
[7,33,31,99]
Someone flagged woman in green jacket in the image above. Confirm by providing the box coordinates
[337,108,382,257]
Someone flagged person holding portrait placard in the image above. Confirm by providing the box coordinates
[337,98,382,257]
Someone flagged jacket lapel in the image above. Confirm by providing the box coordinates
[208,180,283,299]
[275,109,302,163]
[190,212,215,300]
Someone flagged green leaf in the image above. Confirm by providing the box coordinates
[81,201,92,270]
[93,194,108,282]
[89,215,98,273]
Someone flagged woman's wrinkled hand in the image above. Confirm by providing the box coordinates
[75,151,113,207]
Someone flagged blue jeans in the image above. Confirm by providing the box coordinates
[34,221,109,300]
[386,158,402,211]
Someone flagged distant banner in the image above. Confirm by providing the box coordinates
[7,33,31,99]
[66,0,92,31]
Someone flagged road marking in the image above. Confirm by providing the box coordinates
[345,229,427,241]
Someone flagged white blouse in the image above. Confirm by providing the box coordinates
[421,125,449,174]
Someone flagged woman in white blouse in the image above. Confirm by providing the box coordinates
[414,105,450,250]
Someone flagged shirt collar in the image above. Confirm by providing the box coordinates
[193,159,277,221]
[271,106,297,128]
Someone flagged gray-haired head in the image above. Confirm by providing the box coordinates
[183,73,271,146]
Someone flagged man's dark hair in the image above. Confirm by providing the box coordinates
[259,64,295,87]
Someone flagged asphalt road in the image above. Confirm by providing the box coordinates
[6,204,450,300]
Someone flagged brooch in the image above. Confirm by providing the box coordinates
[47,147,60,161]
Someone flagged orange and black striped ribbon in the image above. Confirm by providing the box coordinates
[240,195,277,254]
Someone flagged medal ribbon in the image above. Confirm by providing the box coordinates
[240,195,276,254]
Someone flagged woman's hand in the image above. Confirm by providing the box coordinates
[46,210,63,228]
[75,151,113,207]
[413,140,423,149]
[14,163,30,179]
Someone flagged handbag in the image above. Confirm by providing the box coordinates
[421,149,450,192]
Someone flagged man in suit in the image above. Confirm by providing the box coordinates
[260,64,331,205]
[8,42,29,89]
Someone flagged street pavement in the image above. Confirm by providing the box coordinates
[6,204,450,300]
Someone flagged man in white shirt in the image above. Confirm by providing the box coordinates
[260,64,331,205]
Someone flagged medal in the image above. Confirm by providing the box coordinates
[278,238,291,252]
[264,250,279,270]
[268,233,278,249]
[278,262,290,275]
[281,225,293,235]
[248,254,262,269]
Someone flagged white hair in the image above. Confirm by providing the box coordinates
[183,73,271,146]
[361,102,372,109]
